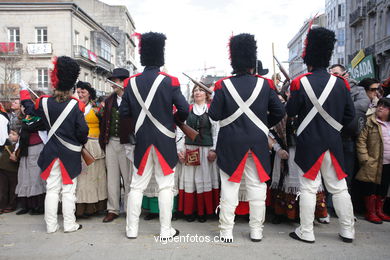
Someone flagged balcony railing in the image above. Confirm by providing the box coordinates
[73,45,97,65]
[96,55,114,72]
[27,43,52,56]
[376,35,390,54]
[367,0,377,15]
[0,42,23,56]
[349,6,366,26]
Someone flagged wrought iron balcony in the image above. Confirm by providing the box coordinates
[366,0,377,15]
[0,42,23,56]
[376,36,390,54]
[349,6,366,26]
[73,45,97,66]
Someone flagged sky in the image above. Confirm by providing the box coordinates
[101,0,325,83]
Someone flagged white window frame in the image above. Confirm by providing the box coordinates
[35,27,48,43]
[8,27,20,43]
[37,68,49,89]
[85,37,89,50]
[10,68,21,84]
[74,31,79,46]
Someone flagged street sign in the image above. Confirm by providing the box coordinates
[347,55,375,82]
[351,49,365,68]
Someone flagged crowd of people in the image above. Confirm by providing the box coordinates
[0,27,389,244]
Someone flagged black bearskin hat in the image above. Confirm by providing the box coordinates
[76,81,96,101]
[140,32,166,67]
[229,33,257,74]
[303,27,336,68]
[51,56,80,91]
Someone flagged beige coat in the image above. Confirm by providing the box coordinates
[356,115,384,184]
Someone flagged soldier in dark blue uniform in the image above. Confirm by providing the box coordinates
[20,56,89,233]
[208,33,285,242]
[286,27,356,243]
[120,32,189,239]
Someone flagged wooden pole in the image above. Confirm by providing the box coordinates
[272,42,277,86]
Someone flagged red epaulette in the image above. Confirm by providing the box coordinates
[158,72,180,87]
[290,72,312,91]
[332,74,351,91]
[255,75,276,90]
[123,73,141,89]
[34,95,52,110]
[214,76,233,91]
[70,97,86,112]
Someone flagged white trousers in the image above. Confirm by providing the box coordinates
[219,155,267,238]
[296,150,355,241]
[126,146,176,238]
[106,138,132,214]
[44,159,79,233]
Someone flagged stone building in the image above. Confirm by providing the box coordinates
[345,0,390,81]
[0,0,135,99]
[287,14,326,79]
[325,0,347,66]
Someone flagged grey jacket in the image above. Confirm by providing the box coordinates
[342,79,370,138]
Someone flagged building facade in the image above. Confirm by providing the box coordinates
[287,14,326,79]
[72,0,137,75]
[325,0,347,66]
[0,1,122,99]
[345,0,390,81]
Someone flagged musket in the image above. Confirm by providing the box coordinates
[19,80,39,98]
[175,119,199,142]
[273,55,291,95]
[106,79,124,89]
[182,73,213,94]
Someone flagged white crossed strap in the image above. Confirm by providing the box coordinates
[42,97,82,152]
[131,74,176,139]
[296,75,343,136]
[220,78,269,136]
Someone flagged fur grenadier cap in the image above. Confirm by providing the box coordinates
[50,56,80,91]
[303,27,336,68]
[139,32,166,67]
[229,33,257,74]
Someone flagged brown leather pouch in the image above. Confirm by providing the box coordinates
[82,147,95,166]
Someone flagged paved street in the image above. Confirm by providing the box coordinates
[1,211,390,260]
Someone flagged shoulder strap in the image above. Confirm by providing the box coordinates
[299,76,343,133]
[42,98,82,152]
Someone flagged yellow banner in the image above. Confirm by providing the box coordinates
[351,50,365,68]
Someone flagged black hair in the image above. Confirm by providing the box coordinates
[358,78,380,91]
[329,64,346,71]
[76,81,97,101]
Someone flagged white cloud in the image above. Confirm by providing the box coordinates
[101,0,324,82]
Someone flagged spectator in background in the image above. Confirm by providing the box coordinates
[0,127,19,214]
[75,81,107,218]
[8,99,22,130]
[359,78,381,116]
[14,104,47,215]
[329,64,370,189]
[381,77,390,97]
[356,97,390,224]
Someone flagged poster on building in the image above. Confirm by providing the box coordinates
[27,43,52,55]
[347,55,376,82]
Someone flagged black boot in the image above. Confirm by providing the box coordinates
[198,215,207,223]
[16,208,30,215]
